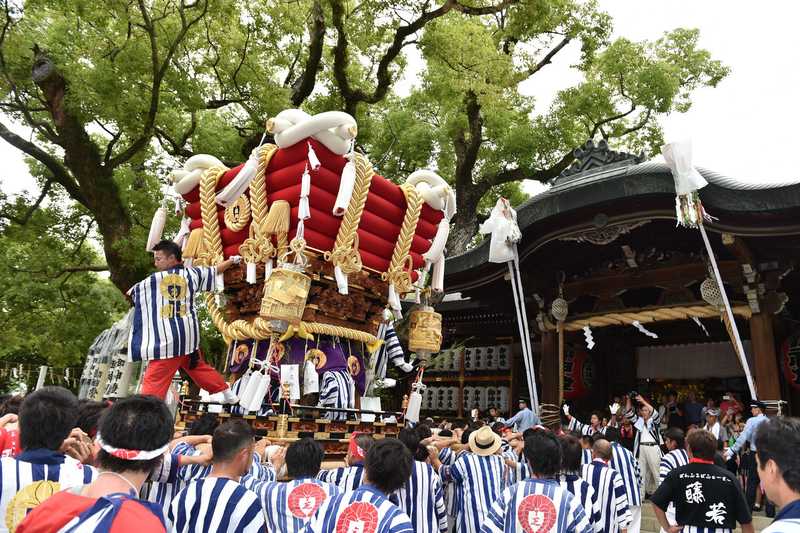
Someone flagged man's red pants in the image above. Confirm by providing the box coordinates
[141,355,228,399]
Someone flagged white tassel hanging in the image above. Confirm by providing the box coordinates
[307,141,321,170]
[264,259,273,282]
[583,325,595,350]
[216,148,259,207]
[423,217,451,263]
[406,385,425,423]
[388,284,402,316]
[334,266,349,295]
[215,272,225,292]
[246,262,257,284]
[299,164,311,221]
[432,256,445,293]
[173,217,191,249]
[146,206,167,251]
[303,360,319,394]
[632,320,659,339]
[245,371,269,413]
[333,142,356,216]
[239,367,262,410]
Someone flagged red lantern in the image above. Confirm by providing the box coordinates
[563,345,594,399]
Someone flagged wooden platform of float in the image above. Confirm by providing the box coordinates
[177,400,405,458]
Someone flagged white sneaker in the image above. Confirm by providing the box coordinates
[221,388,239,405]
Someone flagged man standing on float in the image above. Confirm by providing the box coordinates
[127,240,239,402]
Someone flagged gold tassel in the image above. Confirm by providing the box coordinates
[183,227,205,259]
[263,200,291,258]
[263,200,290,235]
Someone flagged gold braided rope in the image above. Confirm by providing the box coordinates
[197,166,227,266]
[205,293,378,344]
[239,144,278,264]
[547,304,752,332]
[325,153,373,275]
[382,183,422,294]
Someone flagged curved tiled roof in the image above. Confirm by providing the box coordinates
[445,156,800,278]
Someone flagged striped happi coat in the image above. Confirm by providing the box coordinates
[390,461,448,533]
[581,460,632,533]
[249,477,339,533]
[0,449,97,533]
[128,266,215,362]
[439,453,506,533]
[319,369,354,421]
[168,477,266,533]
[659,449,689,483]
[318,464,365,493]
[480,478,593,533]
[301,485,413,533]
[610,442,642,507]
[581,448,592,466]
[557,473,602,532]
[567,418,608,437]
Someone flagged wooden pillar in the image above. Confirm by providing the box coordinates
[540,330,559,405]
[749,313,781,400]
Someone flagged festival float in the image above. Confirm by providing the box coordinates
[147,109,454,455]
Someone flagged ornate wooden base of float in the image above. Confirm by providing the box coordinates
[178,403,404,458]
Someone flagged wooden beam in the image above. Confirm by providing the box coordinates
[749,313,781,400]
[563,261,742,300]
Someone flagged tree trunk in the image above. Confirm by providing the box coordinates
[33,48,149,293]
[447,184,486,256]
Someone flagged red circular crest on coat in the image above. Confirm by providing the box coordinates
[517,494,557,533]
[334,501,379,533]
[287,482,327,519]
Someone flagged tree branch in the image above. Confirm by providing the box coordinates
[0,120,88,206]
[590,104,637,138]
[108,0,209,168]
[0,178,53,225]
[291,0,325,106]
[526,36,571,77]
[330,0,520,113]
[485,150,575,187]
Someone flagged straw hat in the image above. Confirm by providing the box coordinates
[469,426,501,456]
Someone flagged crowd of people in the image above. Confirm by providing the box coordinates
[0,386,796,533]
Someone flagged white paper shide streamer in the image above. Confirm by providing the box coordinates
[692,316,710,337]
[632,320,659,339]
[583,325,595,350]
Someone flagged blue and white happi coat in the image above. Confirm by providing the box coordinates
[374,323,410,379]
[140,442,210,517]
[567,418,607,437]
[659,449,689,483]
[609,442,642,507]
[438,447,458,521]
[0,449,97,533]
[128,266,215,362]
[301,485,413,533]
[317,464,366,493]
[581,449,592,466]
[390,461,448,533]
[558,473,601,532]
[439,452,507,533]
[168,477,266,533]
[247,477,339,533]
[480,478,593,533]
[319,369,355,421]
[581,460,632,533]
